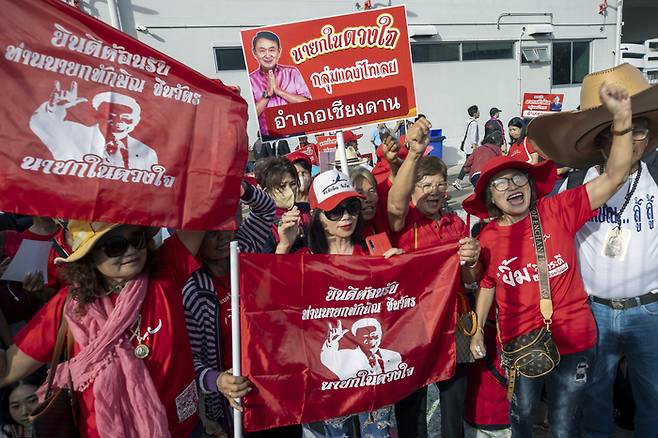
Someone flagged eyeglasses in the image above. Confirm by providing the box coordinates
[95,230,147,258]
[324,198,362,221]
[490,173,529,192]
[416,182,448,193]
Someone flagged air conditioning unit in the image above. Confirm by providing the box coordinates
[521,46,550,63]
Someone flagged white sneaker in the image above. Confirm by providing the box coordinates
[452,181,463,190]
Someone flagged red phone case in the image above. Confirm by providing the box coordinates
[365,232,392,256]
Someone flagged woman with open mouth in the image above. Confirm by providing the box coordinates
[464,81,635,437]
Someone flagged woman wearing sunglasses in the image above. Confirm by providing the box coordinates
[0,220,206,437]
[464,82,634,437]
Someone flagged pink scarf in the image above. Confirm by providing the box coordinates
[45,274,171,438]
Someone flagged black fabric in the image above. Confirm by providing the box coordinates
[394,387,428,438]
[436,364,469,438]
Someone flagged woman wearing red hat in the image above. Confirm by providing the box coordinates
[464,82,635,437]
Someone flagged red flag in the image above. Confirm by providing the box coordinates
[239,244,460,431]
[0,0,248,229]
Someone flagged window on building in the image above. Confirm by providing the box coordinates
[410,43,460,62]
[552,41,590,85]
[214,47,246,71]
[462,42,514,60]
[521,46,550,63]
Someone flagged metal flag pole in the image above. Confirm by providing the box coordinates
[230,241,243,438]
[106,0,123,30]
[335,130,351,176]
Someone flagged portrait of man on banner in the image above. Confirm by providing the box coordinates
[320,318,403,380]
[249,30,312,139]
[29,80,159,170]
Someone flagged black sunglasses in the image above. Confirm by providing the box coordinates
[95,230,147,258]
[324,198,362,221]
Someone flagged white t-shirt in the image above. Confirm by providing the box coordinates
[560,162,658,299]
[463,118,479,155]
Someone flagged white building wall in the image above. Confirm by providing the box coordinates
[90,0,620,165]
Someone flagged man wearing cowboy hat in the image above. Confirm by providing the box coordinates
[529,63,658,438]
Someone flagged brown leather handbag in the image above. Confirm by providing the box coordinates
[28,306,80,437]
[500,208,561,400]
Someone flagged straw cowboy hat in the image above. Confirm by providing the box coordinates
[332,146,369,170]
[527,63,658,169]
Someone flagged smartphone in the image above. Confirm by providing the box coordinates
[365,232,392,256]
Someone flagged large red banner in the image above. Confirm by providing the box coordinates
[239,245,460,431]
[0,0,248,230]
[240,5,416,140]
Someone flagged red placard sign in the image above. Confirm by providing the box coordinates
[240,6,416,140]
[521,93,565,118]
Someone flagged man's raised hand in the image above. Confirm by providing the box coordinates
[406,118,431,156]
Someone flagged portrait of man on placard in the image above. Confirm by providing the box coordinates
[248,31,312,138]
[29,80,159,170]
[320,318,402,380]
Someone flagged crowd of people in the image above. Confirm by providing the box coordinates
[0,62,654,438]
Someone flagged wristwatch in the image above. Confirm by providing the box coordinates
[262,91,271,99]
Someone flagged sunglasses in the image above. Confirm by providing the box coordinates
[95,230,147,258]
[324,198,362,221]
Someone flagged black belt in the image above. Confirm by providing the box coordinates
[591,292,658,310]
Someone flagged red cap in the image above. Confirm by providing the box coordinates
[342,130,363,144]
[309,170,365,211]
[286,149,313,169]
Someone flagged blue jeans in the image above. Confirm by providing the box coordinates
[583,299,658,437]
[322,406,392,437]
[510,347,595,438]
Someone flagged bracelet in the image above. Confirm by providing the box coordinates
[611,126,633,136]
[476,326,485,335]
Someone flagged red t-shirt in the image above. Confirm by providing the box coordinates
[393,205,465,251]
[479,185,597,355]
[15,235,201,438]
[507,138,535,163]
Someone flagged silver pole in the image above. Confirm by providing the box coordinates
[106,0,123,30]
[335,131,350,177]
[615,0,624,65]
[230,241,243,438]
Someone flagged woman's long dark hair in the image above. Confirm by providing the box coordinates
[308,208,366,254]
[60,230,158,312]
[508,117,527,144]
[0,368,46,427]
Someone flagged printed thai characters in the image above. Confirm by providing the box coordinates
[140,170,157,185]
[634,197,643,232]
[355,28,368,46]
[163,176,176,188]
[65,61,81,78]
[130,54,148,70]
[377,14,400,47]
[67,34,86,53]
[112,168,132,183]
[100,44,120,63]
[20,157,41,172]
[155,61,171,76]
[145,57,157,73]
[76,64,92,81]
[315,109,327,123]
[376,99,388,111]
[331,100,345,119]
[83,155,102,177]
[513,268,532,285]
[153,77,166,97]
[83,37,103,58]
[152,165,166,187]
[647,194,655,230]
[117,49,133,65]
[128,77,146,93]
[182,90,194,104]
[51,160,74,176]
[51,24,72,48]
[4,43,25,63]
[344,104,356,118]
[343,28,356,47]
[284,114,298,127]
[20,47,34,66]
[173,84,189,100]
[96,164,112,179]
[302,111,316,125]
[191,93,201,105]
[388,97,401,110]
[102,69,118,87]
[91,64,113,84]
[28,52,47,69]
[365,101,377,114]
[43,55,59,73]
[115,69,132,89]
[355,102,366,116]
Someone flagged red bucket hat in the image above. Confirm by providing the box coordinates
[342,130,363,144]
[462,156,557,219]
